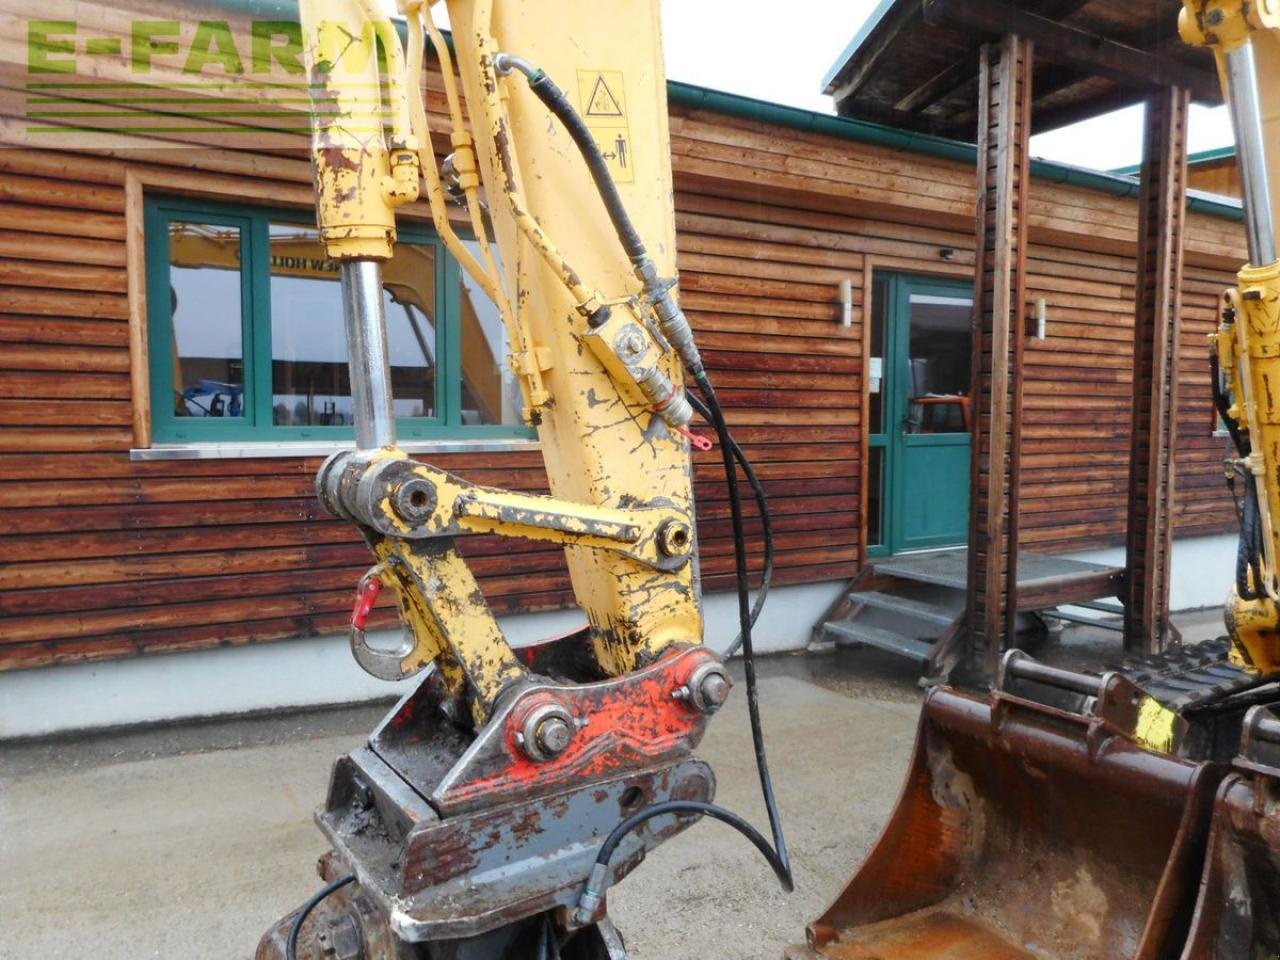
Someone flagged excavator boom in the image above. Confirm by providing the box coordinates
[257,1,789,957]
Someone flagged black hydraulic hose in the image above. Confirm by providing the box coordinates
[1238,480,1266,600]
[688,391,773,656]
[576,373,792,925]
[497,53,704,373]
[514,65,645,265]
[693,370,790,874]
[286,874,355,960]
[1209,346,1249,457]
[499,53,792,921]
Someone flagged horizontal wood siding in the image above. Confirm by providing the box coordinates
[0,1,1244,669]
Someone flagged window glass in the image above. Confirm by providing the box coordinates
[905,293,972,434]
[868,275,888,435]
[867,445,884,548]
[168,221,245,419]
[268,222,438,425]
[458,240,522,426]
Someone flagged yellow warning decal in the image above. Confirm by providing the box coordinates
[576,70,633,183]
[1134,696,1178,754]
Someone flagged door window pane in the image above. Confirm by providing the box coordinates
[268,223,438,425]
[867,445,884,548]
[168,221,245,418]
[458,240,522,426]
[868,275,888,435]
[905,293,972,434]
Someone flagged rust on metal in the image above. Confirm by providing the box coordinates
[798,686,1225,960]
[1181,706,1280,957]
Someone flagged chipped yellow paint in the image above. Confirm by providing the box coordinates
[372,536,525,724]
[299,0,704,699]
[298,0,420,261]
[449,0,703,675]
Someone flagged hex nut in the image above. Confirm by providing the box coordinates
[684,661,732,714]
[519,702,576,761]
[657,519,693,557]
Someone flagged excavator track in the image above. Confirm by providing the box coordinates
[1116,637,1275,713]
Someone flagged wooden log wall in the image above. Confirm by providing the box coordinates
[0,0,1246,671]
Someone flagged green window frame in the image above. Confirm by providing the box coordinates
[144,195,534,444]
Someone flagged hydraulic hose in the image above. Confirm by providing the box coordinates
[495,53,792,924]
[1209,345,1248,458]
[494,54,704,375]
[1209,334,1266,598]
[1240,481,1267,600]
[285,874,355,960]
[692,369,791,878]
[689,391,774,655]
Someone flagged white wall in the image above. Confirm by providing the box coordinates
[2,536,1234,740]
[1059,531,1235,613]
[0,581,843,740]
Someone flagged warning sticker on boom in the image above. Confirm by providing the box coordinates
[576,70,633,183]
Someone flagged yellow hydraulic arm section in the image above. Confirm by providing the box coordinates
[1181,0,1280,673]
[295,0,707,720]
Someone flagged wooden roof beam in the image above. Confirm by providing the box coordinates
[828,1,919,107]
[921,0,1220,103]
[894,0,1103,116]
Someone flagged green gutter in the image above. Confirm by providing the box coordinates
[1113,144,1237,177]
[186,0,1244,223]
[668,81,1242,222]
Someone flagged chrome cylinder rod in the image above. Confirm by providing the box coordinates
[1227,42,1278,266]
[340,260,397,450]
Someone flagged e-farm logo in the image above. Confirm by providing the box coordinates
[23,18,399,140]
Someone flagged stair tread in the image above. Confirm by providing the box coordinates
[821,620,935,661]
[849,589,960,626]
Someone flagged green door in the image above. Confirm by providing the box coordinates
[866,273,973,557]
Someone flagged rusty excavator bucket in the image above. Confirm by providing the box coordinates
[1180,706,1280,959]
[788,653,1226,960]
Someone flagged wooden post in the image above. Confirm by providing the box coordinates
[967,34,1032,678]
[1124,86,1189,654]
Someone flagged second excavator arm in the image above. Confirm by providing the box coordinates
[1181,0,1280,674]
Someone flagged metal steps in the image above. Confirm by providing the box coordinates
[851,589,959,627]
[818,620,936,662]
[813,566,964,669]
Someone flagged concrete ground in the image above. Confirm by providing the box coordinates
[0,610,1222,960]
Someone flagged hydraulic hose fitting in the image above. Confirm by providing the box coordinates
[573,862,609,926]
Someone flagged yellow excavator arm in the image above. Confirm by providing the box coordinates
[257,2,790,956]
[1181,0,1280,673]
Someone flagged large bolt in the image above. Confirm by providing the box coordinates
[535,715,574,755]
[519,702,576,761]
[679,661,732,714]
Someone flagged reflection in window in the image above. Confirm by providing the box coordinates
[868,275,888,435]
[868,445,884,548]
[458,240,522,426]
[168,221,244,418]
[268,222,438,425]
[906,294,972,434]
